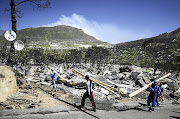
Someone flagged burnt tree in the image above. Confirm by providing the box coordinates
[8,0,51,65]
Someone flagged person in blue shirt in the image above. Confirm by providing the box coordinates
[147,80,160,112]
[51,69,57,91]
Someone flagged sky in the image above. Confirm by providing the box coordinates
[0,0,180,44]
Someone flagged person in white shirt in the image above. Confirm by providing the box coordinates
[81,75,96,112]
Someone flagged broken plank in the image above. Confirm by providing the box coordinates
[72,68,121,97]
[129,73,171,98]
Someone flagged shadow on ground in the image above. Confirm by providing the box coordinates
[39,86,100,119]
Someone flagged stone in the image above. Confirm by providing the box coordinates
[167,80,179,91]
[100,88,109,95]
[0,65,18,102]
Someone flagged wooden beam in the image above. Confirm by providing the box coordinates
[102,76,125,95]
[72,68,121,97]
[129,73,171,98]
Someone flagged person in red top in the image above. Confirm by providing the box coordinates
[81,75,96,112]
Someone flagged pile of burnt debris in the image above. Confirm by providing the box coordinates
[14,64,180,102]
[1,63,179,110]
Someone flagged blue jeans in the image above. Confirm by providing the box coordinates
[52,80,56,89]
[152,96,157,111]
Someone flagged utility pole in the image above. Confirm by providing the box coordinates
[8,0,16,65]
[11,0,16,33]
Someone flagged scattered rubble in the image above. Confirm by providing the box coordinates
[0,63,179,110]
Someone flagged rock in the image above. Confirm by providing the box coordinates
[105,75,113,80]
[137,78,146,87]
[36,82,52,86]
[167,80,179,91]
[131,72,139,81]
[0,65,18,102]
[155,70,161,75]
[100,88,109,95]
[119,66,131,73]
[16,78,27,89]
[161,84,168,90]
[124,72,131,80]
[44,76,52,82]
[117,73,124,80]
[178,75,180,81]
[103,69,111,76]
[143,77,151,84]
[107,95,115,101]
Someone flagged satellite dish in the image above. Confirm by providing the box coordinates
[4,30,17,41]
[14,40,24,51]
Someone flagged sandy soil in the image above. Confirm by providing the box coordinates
[0,81,74,109]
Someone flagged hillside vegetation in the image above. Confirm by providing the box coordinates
[0,25,111,48]
[114,27,180,71]
[0,26,179,71]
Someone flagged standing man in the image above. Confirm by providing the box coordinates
[147,80,160,112]
[153,60,159,75]
[51,69,57,91]
[81,75,96,112]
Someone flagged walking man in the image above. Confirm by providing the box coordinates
[147,80,160,112]
[51,69,57,91]
[81,75,96,112]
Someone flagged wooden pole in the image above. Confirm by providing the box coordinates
[129,73,171,98]
[7,0,16,65]
[72,68,121,97]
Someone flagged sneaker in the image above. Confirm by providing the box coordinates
[93,108,96,112]
[78,105,84,109]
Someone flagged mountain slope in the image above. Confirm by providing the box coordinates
[114,27,180,71]
[115,27,180,49]
[0,30,5,36]
[0,25,111,48]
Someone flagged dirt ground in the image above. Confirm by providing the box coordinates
[0,81,74,110]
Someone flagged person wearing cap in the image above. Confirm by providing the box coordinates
[80,75,96,112]
[147,80,160,112]
[50,69,57,91]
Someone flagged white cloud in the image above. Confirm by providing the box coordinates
[43,13,154,44]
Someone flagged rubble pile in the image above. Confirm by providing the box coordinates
[20,64,180,101]
[0,63,179,110]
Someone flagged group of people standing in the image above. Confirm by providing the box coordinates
[147,81,163,112]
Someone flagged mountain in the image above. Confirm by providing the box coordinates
[0,30,5,36]
[0,25,111,48]
[115,27,180,49]
[114,27,180,71]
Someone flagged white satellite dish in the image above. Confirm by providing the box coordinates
[14,40,24,51]
[4,30,17,41]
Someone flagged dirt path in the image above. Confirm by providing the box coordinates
[0,81,74,109]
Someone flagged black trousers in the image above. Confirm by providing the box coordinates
[81,91,96,109]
